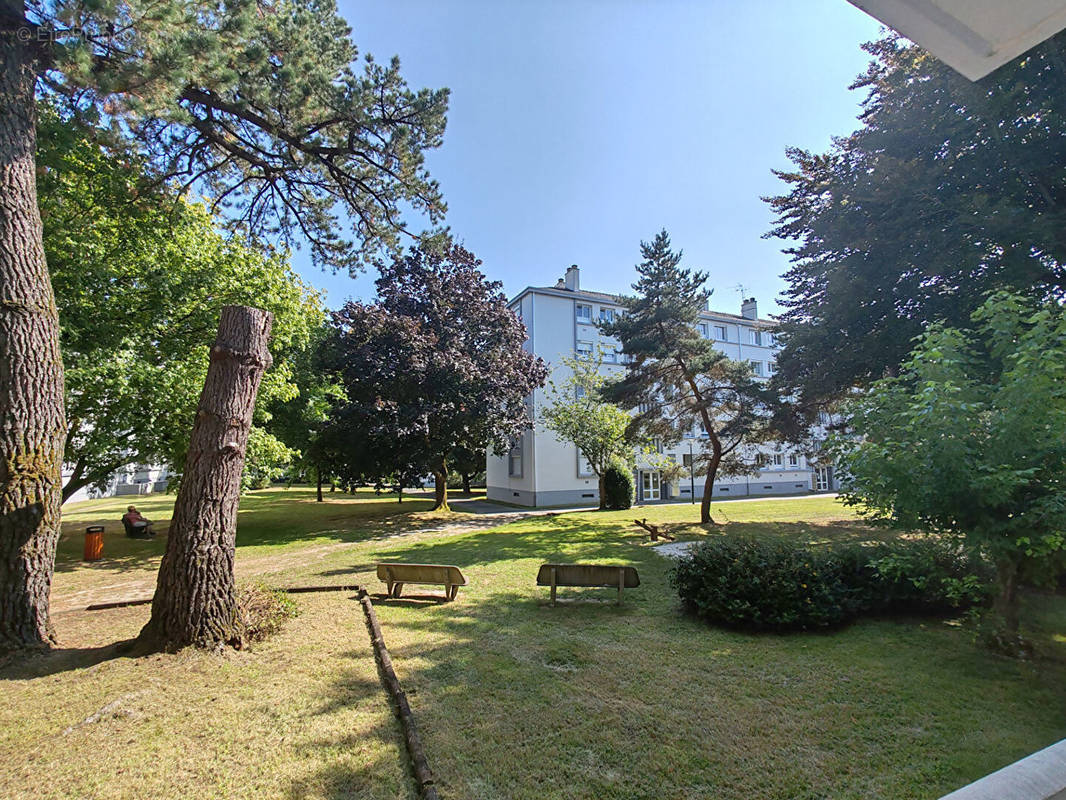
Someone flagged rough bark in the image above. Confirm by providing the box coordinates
[138,306,273,651]
[461,473,471,495]
[0,14,67,650]
[597,473,606,510]
[700,446,721,525]
[315,468,323,502]
[432,456,448,511]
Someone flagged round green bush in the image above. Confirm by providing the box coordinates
[670,536,991,632]
[602,461,633,510]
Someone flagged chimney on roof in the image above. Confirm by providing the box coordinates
[741,297,758,320]
[564,264,580,291]
[555,277,565,289]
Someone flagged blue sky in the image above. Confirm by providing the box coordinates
[297,0,884,317]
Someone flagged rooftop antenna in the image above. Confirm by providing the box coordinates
[733,283,748,299]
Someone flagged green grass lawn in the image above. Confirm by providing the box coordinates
[2,491,1064,799]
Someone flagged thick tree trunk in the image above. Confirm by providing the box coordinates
[315,468,323,502]
[138,306,273,651]
[699,448,722,525]
[0,22,66,650]
[432,456,449,511]
[461,473,471,495]
[598,473,607,510]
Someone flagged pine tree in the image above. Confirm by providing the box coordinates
[0,0,447,648]
[602,231,773,524]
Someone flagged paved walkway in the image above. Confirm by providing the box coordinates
[652,541,698,559]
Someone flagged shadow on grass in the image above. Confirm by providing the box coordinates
[0,638,138,681]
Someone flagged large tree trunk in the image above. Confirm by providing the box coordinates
[461,473,471,495]
[699,442,722,525]
[315,467,323,502]
[138,306,273,651]
[432,456,449,511]
[597,473,606,510]
[0,20,67,650]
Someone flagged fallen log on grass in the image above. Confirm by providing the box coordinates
[633,518,675,542]
[359,587,440,800]
[85,583,364,611]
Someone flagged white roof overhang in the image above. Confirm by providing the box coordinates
[848,0,1066,79]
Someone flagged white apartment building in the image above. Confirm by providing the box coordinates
[486,265,838,507]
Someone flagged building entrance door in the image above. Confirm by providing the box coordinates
[642,470,661,502]
[814,465,833,492]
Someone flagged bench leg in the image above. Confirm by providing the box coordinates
[444,582,451,601]
[386,581,394,597]
[449,585,459,601]
[550,567,557,607]
[392,582,403,598]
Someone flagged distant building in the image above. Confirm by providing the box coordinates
[486,265,839,507]
[63,463,172,504]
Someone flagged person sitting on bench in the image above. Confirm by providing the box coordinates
[122,506,155,538]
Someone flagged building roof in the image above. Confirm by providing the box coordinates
[849,0,1066,81]
[513,284,776,326]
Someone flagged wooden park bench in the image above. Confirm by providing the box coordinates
[376,563,467,601]
[536,563,640,606]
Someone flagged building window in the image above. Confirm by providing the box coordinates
[788,454,799,467]
[682,453,693,467]
[751,361,764,376]
[750,329,762,346]
[767,361,776,375]
[577,449,594,477]
[772,453,783,467]
[652,437,664,454]
[603,347,618,363]
[508,440,523,477]
[713,325,727,340]
[576,340,593,358]
[576,303,592,323]
[575,384,586,399]
[599,307,616,323]
[698,323,709,338]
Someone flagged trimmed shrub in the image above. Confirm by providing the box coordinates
[671,536,992,632]
[602,461,634,510]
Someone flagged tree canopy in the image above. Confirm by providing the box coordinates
[541,350,635,510]
[602,231,773,523]
[38,106,324,501]
[22,0,449,269]
[320,240,547,510]
[832,292,1066,646]
[766,33,1066,408]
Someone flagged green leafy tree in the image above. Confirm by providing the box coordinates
[38,108,324,502]
[833,292,1066,646]
[541,351,636,510]
[766,33,1066,411]
[449,442,486,495]
[0,0,446,647]
[320,239,548,511]
[602,231,774,524]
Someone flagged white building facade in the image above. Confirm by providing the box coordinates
[486,265,838,507]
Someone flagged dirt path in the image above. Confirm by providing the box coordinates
[50,507,562,613]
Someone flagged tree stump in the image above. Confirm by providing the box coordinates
[139,306,273,650]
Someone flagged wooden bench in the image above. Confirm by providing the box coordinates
[375,563,467,601]
[536,563,640,606]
